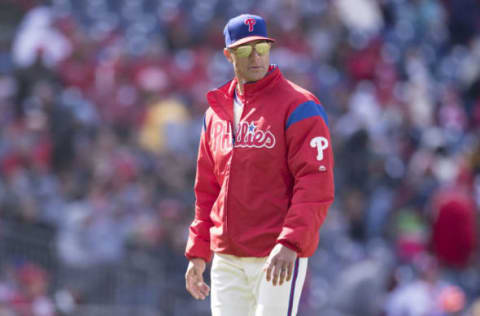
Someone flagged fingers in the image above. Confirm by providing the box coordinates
[272,264,281,286]
[274,263,291,286]
[263,244,297,286]
[279,264,289,285]
[263,261,292,286]
[192,280,210,300]
[264,261,273,283]
[286,263,293,282]
[185,267,210,300]
[186,272,210,300]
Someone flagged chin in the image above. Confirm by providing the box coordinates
[247,71,267,82]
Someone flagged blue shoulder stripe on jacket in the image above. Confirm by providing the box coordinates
[286,101,329,129]
[203,114,207,131]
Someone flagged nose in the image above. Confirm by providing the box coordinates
[250,48,262,60]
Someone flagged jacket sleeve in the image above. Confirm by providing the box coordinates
[277,100,334,255]
[185,116,219,262]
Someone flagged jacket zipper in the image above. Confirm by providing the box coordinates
[224,91,244,244]
[224,120,235,239]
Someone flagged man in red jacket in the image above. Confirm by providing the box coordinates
[185,13,334,316]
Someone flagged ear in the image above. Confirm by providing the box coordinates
[224,48,233,63]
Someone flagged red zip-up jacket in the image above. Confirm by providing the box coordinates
[185,65,334,262]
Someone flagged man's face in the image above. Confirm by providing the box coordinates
[224,40,271,84]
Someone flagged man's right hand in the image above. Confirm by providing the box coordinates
[185,258,210,300]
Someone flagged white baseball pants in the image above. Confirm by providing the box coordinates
[210,253,308,316]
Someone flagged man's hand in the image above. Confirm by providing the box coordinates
[185,258,210,300]
[263,243,297,286]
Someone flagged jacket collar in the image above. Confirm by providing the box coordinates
[207,65,281,120]
[229,64,279,97]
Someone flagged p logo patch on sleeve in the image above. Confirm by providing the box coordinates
[310,136,329,161]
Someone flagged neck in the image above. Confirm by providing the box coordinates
[235,73,248,96]
[236,81,244,96]
[234,65,273,95]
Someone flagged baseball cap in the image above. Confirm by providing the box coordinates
[223,14,275,48]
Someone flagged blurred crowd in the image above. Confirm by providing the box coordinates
[0,0,479,315]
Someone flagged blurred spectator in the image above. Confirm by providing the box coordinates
[384,253,467,316]
[139,97,192,155]
[10,263,55,316]
[430,187,477,268]
[12,6,72,69]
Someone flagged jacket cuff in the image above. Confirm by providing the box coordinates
[277,239,300,253]
[185,250,212,263]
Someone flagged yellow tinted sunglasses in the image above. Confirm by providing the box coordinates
[232,42,271,58]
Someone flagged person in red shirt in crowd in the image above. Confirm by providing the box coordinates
[431,186,477,268]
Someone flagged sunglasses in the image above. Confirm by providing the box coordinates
[232,42,271,58]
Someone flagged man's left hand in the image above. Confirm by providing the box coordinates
[263,243,297,286]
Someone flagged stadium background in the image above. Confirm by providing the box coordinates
[0,0,479,315]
